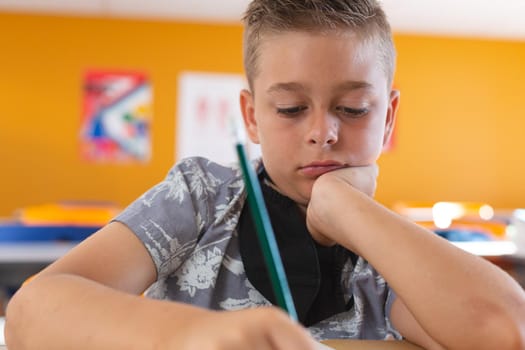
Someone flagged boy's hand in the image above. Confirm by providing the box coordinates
[177,307,317,350]
[306,164,378,248]
[325,164,379,198]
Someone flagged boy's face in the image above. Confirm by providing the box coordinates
[241,30,399,207]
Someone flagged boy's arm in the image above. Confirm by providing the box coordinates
[5,222,316,350]
[307,169,525,350]
[390,297,444,350]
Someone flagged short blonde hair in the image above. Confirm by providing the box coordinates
[242,0,396,91]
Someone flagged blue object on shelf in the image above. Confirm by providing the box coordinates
[0,223,99,242]
[434,229,493,242]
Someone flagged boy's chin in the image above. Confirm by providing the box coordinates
[290,190,312,213]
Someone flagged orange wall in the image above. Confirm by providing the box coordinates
[377,35,525,208]
[0,13,524,217]
[0,13,244,217]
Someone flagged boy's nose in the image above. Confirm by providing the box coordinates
[306,113,339,146]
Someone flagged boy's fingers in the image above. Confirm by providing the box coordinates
[263,309,317,350]
[330,164,378,197]
[191,307,315,350]
[234,307,315,350]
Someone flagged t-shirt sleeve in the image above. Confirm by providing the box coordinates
[112,158,219,280]
[348,257,403,340]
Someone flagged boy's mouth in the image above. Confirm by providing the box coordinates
[299,161,346,178]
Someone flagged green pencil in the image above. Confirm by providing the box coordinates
[234,139,298,321]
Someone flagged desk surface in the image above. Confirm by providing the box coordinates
[322,339,422,349]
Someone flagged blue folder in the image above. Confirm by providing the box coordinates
[0,223,99,242]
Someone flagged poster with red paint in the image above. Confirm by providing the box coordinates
[81,70,152,163]
[176,72,260,165]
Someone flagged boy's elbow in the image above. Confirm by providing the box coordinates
[482,301,525,350]
[508,308,525,350]
[505,296,525,350]
[4,282,38,349]
[496,319,525,350]
[5,290,25,349]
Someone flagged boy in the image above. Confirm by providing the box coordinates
[5,0,525,349]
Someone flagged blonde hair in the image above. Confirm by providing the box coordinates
[242,0,396,90]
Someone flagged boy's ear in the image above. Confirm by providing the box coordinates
[383,89,400,148]
[240,89,260,144]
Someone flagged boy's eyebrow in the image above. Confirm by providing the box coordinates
[335,81,374,92]
[266,81,373,94]
[266,82,306,94]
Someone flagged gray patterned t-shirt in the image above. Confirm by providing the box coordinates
[114,156,401,340]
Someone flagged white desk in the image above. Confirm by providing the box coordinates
[0,242,77,287]
[1,316,5,346]
[452,241,517,256]
[0,243,77,264]
[0,242,78,264]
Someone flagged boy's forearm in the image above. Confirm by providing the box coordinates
[330,186,525,348]
[5,273,206,350]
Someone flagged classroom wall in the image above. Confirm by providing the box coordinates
[378,35,525,209]
[0,12,524,217]
[0,13,244,217]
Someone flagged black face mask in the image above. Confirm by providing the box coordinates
[237,167,356,326]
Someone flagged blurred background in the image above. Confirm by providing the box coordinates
[0,0,524,215]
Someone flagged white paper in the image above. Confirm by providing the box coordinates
[176,72,260,165]
[316,341,335,349]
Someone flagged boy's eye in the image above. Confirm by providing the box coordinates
[335,106,368,118]
[276,106,308,116]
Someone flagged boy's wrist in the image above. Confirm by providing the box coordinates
[307,174,373,252]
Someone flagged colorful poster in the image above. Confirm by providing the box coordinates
[176,72,260,165]
[81,70,152,163]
